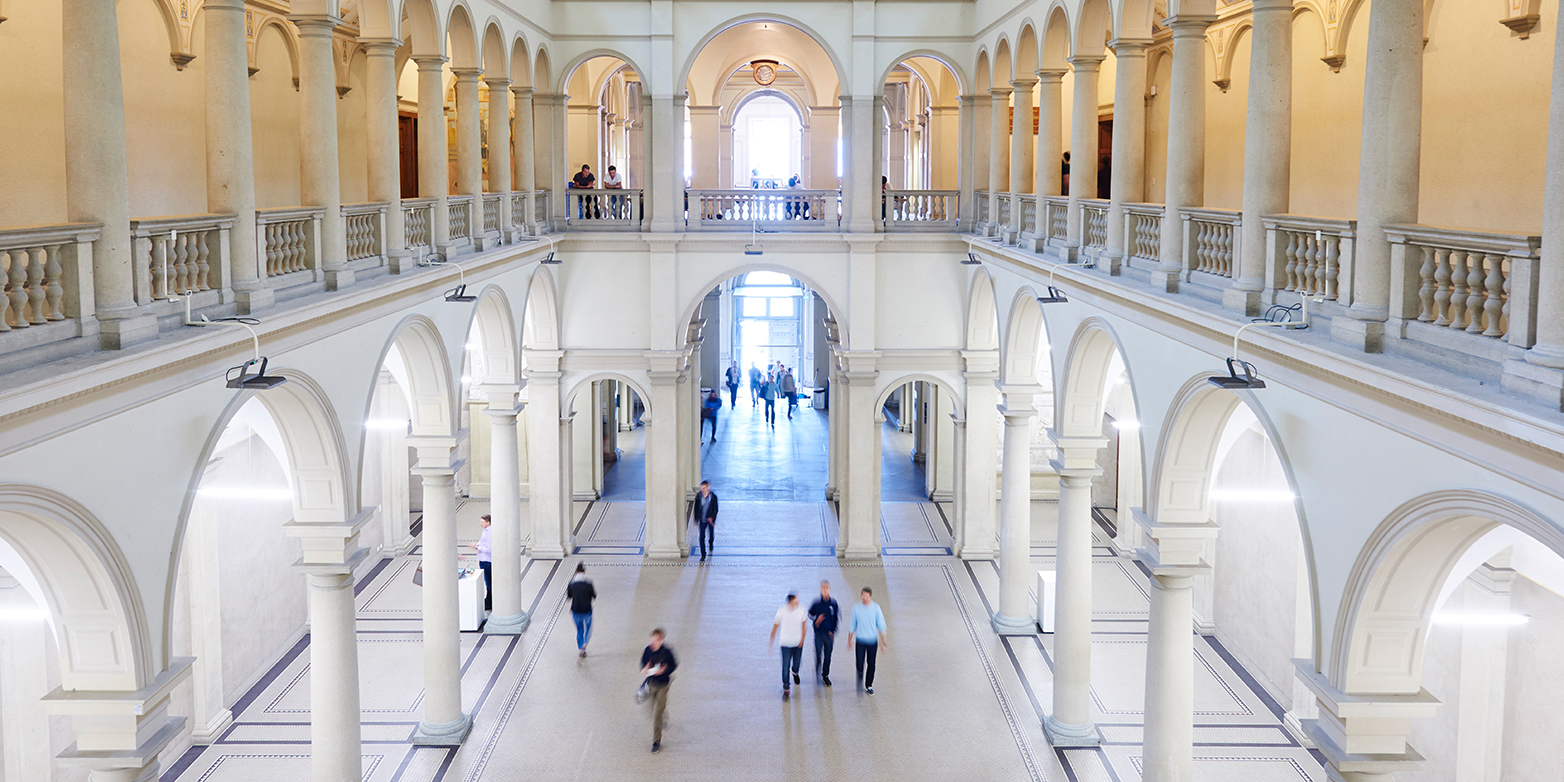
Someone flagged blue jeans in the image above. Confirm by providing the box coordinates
[572,611,593,649]
[781,645,802,689]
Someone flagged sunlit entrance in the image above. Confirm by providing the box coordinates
[734,270,805,372]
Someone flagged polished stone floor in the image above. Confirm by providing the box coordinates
[164,400,1327,782]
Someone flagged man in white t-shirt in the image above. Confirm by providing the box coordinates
[602,165,625,218]
[769,591,809,699]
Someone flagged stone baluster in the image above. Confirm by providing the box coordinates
[150,236,168,301]
[44,244,64,319]
[1464,253,1486,334]
[1432,248,1453,325]
[1448,251,1468,329]
[1417,246,1436,321]
[1483,254,1506,338]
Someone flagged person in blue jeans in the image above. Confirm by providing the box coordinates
[849,587,888,693]
[769,592,809,699]
[567,563,596,658]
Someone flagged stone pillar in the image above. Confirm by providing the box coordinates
[1066,55,1104,253]
[203,0,271,309]
[486,77,514,242]
[1030,70,1065,250]
[987,86,1012,237]
[1009,77,1038,241]
[292,15,348,289]
[959,354,999,559]
[415,56,451,255]
[646,95,686,232]
[646,364,684,559]
[840,357,881,558]
[454,69,484,201]
[305,570,363,780]
[1511,8,1564,408]
[1337,0,1423,352]
[524,364,566,557]
[1045,464,1103,746]
[63,0,156,347]
[484,390,529,634]
[513,87,537,234]
[363,39,408,271]
[410,440,471,745]
[1104,40,1150,271]
[1231,0,1293,314]
[956,95,976,231]
[689,105,721,188]
[1155,16,1216,292]
[541,94,568,227]
[993,387,1038,634]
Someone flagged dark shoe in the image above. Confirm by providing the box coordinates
[793,671,801,685]
[866,686,874,694]
[783,689,790,700]
[823,676,832,687]
[579,650,586,658]
[700,555,706,562]
[651,742,661,753]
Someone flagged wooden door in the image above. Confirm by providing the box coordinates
[398,113,419,198]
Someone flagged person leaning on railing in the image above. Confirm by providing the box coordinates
[603,165,624,220]
[571,164,598,219]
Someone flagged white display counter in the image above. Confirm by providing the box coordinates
[1034,570,1056,634]
[458,568,487,631]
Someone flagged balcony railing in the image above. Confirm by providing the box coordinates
[1082,199,1110,254]
[533,190,550,228]
[1124,203,1163,269]
[1389,224,1541,349]
[509,191,529,231]
[883,190,958,231]
[1,223,98,344]
[1264,215,1354,300]
[129,214,233,303]
[482,193,503,235]
[342,202,388,264]
[567,189,643,229]
[448,195,474,242]
[256,207,323,281]
[1044,196,1069,242]
[1181,207,1241,280]
[688,189,839,230]
[402,198,434,249]
[976,192,991,225]
[1019,195,1038,239]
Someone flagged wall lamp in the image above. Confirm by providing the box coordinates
[1036,261,1073,304]
[179,295,288,390]
[963,252,984,265]
[745,220,767,256]
[538,236,562,264]
[1208,297,1325,391]
[417,256,477,302]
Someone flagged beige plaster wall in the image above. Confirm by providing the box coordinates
[338,53,370,205]
[1288,7,1366,217]
[1203,40,1248,210]
[251,27,303,209]
[1145,51,1171,201]
[120,1,207,218]
[0,2,67,225]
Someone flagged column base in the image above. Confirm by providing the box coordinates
[1100,250,1125,276]
[484,611,530,635]
[991,613,1036,636]
[646,544,683,560]
[528,545,567,559]
[324,268,355,292]
[1056,241,1080,264]
[1150,267,1182,293]
[413,714,472,746]
[1502,358,1564,412]
[840,545,880,560]
[957,545,996,561]
[434,243,454,262]
[98,312,159,350]
[1330,316,1385,353]
[1223,286,1262,316]
[233,286,275,315]
[1025,236,1050,253]
[190,708,234,745]
[387,248,412,275]
[1042,714,1102,747]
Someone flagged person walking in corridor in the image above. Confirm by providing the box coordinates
[567,563,597,657]
[759,371,777,427]
[694,480,719,561]
[849,587,887,694]
[770,591,809,699]
[749,363,762,406]
[475,515,493,612]
[809,580,840,685]
[640,628,677,752]
[725,361,742,407]
[780,366,797,420]
[701,388,720,442]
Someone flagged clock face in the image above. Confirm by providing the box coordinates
[753,63,776,86]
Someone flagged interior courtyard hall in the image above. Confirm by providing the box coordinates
[3,0,1564,780]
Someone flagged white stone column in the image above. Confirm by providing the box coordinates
[410,441,471,745]
[955,95,976,231]
[486,77,514,242]
[840,358,881,558]
[1030,70,1065,250]
[305,569,363,780]
[1512,7,1564,408]
[291,15,349,288]
[646,365,683,559]
[414,56,451,255]
[959,357,999,559]
[536,94,566,227]
[363,39,408,272]
[512,87,537,234]
[1155,16,1216,292]
[1232,0,1293,314]
[1104,40,1150,272]
[454,68,483,203]
[525,365,565,557]
[1066,55,1104,254]
[1009,77,1037,242]
[993,387,1038,634]
[1141,572,1196,782]
[1338,0,1423,352]
[1045,466,1103,746]
[648,94,686,232]
[63,0,156,347]
[484,390,529,634]
[987,86,1012,238]
[203,0,271,309]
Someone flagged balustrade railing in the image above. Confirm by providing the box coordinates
[567,189,644,228]
[482,193,503,235]
[883,190,958,231]
[0,223,97,337]
[510,192,528,230]
[1045,197,1069,241]
[341,202,387,263]
[129,215,232,303]
[689,190,839,229]
[533,190,549,226]
[256,207,322,279]
[1264,215,1353,300]
[997,196,1013,228]
[1181,207,1240,279]
[448,195,474,241]
[1389,224,1542,347]
[1019,195,1038,235]
[402,198,433,248]
[1124,203,1163,267]
[1082,199,1109,252]
[976,193,991,225]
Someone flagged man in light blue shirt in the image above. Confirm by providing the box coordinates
[848,587,887,694]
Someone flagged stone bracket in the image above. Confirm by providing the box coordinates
[1132,508,1217,574]
[283,508,374,566]
[1293,659,1439,761]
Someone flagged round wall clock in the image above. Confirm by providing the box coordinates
[752,62,777,86]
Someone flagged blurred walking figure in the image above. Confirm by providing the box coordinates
[770,591,809,699]
[780,365,798,419]
[640,628,678,752]
[725,361,742,406]
[694,481,720,562]
[748,363,762,406]
[701,388,721,442]
[809,580,841,686]
[849,587,888,694]
[567,563,596,657]
[759,371,778,427]
[476,515,493,612]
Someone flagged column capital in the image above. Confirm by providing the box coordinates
[688,104,722,116]
[1067,53,1107,70]
[1009,76,1039,90]
[1250,0,1297,11]
[286,13,344,33]
[483,75,512,90]
[408,433,467,476]
[522,349,565,373]
[1108,37,1154,56]
[358,37,405,54]
[451,66,485,81]
[412,53,450,71]
[1165,14,1219,34]
[996,383,1045,414]
[1292,660,1437,774]
[1048,432,1109,471]
[961,348,1000,375]
[988,86,1013,99]
[957,93,989,106]
[1034,68,1068,83]
[284,510,373,568]
[477,383,522,411]
[43,658,194,763]
[511,85,535,99]
[1130,508,1216,576]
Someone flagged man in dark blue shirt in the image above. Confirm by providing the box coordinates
[808,580,841,686]
[640,628,678,753]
